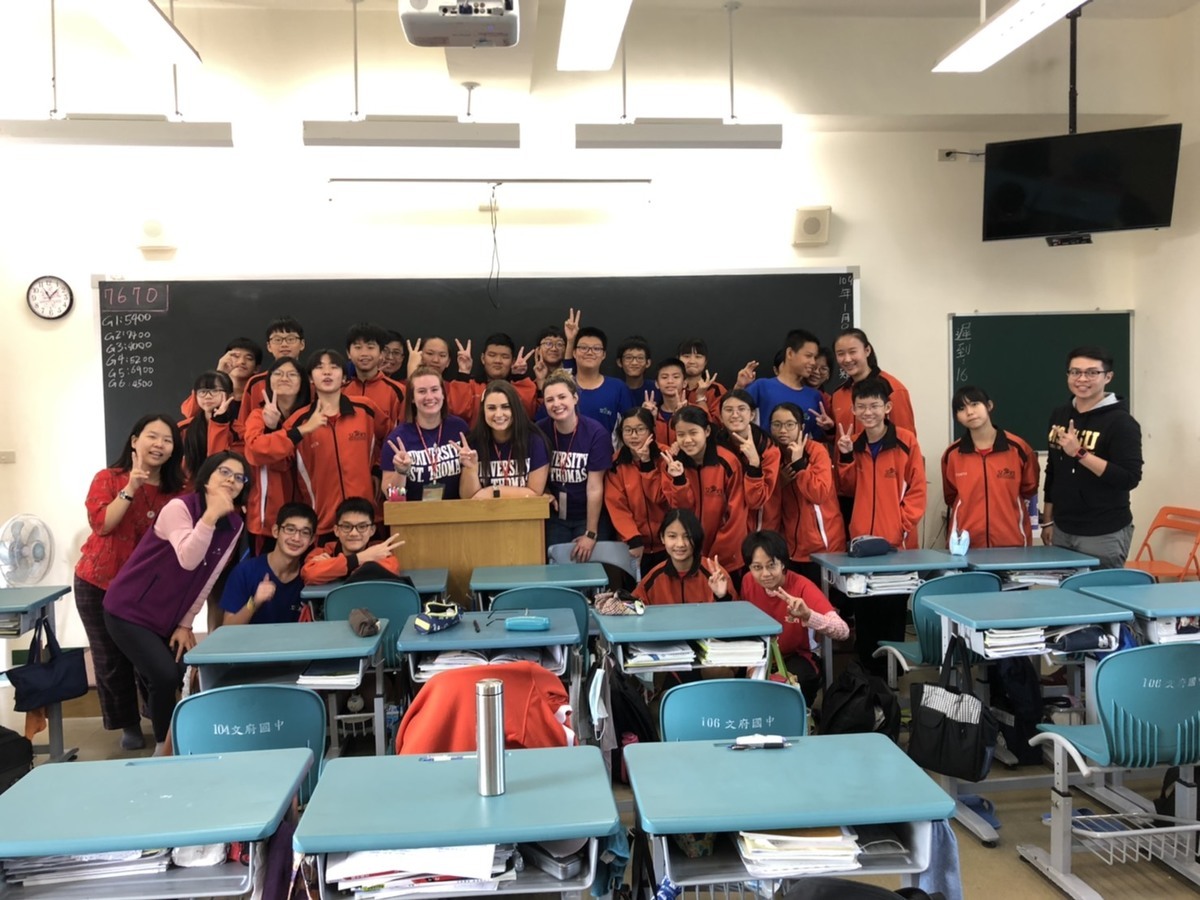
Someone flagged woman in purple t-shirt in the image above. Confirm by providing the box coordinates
[459,380,549,499]
[381,366,469,501]
[538,371,614,561]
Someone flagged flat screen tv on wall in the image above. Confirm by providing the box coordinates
[982,123,1182,241]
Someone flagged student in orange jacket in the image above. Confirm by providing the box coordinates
[661,406,761,571]
[300,497,404,585]
[234,317,307,438]
[835,377,927,673]
[718,390,780,536]
[762,402,846,584]
[605,408,668,573]
[242,356,310,554]
[678,337,727,421]
[177,370,240,487]
[445,333,538,426]
[941,385,1040,549]
[343,323,406,434]
[642,357,691,447]
[251,349,388,541]
[632,509,736,606]
[180,337,263,419]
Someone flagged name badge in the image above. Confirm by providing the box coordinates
[558,490,568,520]
[424,482,445,502]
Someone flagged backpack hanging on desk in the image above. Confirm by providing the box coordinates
[0,726,33,795]
[3,616,88,712]
[986,657,1044,766]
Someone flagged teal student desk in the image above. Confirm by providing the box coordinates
[593,601,781,679]
[468,563,607,608]
[1079,582,1200,643]
[623,734,955,888]
[0,748,312,898]
[963,546,1098,587]
[185,620,387,756]
[921,588,1132,845]
[293,746,620,899]
[0,585,73,762]
[299,567,450,602]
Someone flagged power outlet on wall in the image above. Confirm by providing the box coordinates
[0,450,15,464]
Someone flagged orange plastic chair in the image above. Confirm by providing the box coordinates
[1126,506,1200,581]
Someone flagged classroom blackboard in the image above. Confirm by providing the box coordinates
[99,271,858,462]
[949,311,1132,451]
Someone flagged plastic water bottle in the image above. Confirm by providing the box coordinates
[655,876,681,900]
[476,679,505,796]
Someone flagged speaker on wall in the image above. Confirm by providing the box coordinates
[793,206,831,246]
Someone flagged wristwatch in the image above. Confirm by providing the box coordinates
[1076,448,1090,459]
[492,486,501,498]
[585,530,598,540]
[117,489,134,501]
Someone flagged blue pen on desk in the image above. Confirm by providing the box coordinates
[419,754,471,762]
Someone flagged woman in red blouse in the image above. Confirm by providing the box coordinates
[74,414,185,751]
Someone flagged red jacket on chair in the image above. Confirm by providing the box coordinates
[395,662,573,754]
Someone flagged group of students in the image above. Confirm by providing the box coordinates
[75,307,1077,753]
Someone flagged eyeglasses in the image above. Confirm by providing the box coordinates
[770,420,800,432]
[723,405,752,416]
[540,339,566,350]
[382,348,405,358]
[621,355,647,364]
[335,522,373,534]
[621,425,649,436]
[279,524,314,538]
[271,370,300,381]
[196,388,225,399]
[1067,368,1107,379]
[748,560,784,574]
[269,335,302,346]
[575,345,604,355]
[216,465,249,485]
[853,403,886,413]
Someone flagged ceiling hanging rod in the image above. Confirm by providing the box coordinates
[726,0,739,122]
[1067,4,1081,134]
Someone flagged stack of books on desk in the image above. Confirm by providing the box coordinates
[416,645,566,677]
[735,826,861,876]
[297,657,365,688]
[979,627,1045,657]
[325,843,517,899]
[842,573,922,596]
[1004,570,1076,587]
[696,639,766,667]
[623,642,695,670]
[0,849,172,886]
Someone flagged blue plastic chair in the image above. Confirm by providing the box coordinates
[659,678,807,741]
[170,684,326,804]
[873,571,1002,688]
[491,585,592,674]
[1059,568,1155,592]
[324,580,421,669]
[1018,644,1200,897]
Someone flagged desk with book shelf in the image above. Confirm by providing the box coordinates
[185,621,388,757]
[0,586,73,762]
[0,749,312,899]
[1078,582,1200,644]
[963,546,1098,588]
[292,747,619,900]
[593,602,781,680]
[623,734,954,890]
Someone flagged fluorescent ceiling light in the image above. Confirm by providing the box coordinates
[933,0,1088,73]
[558,0,633,71]
[575,119,782,150]
[88,0,203,69]
[304,116,520,148]
[0,114,232,147]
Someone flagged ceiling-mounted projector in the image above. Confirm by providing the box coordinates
[399,0,519,48]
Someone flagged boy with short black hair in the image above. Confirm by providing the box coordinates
[615,335,653,393]
[236,317,307,433]
[380,329,407,378]
[179,337,264,419]
[644,358,689,446]
[301,497,405,584]
[345,322,406,433]
[220,502,317,625]
[568,325,636,434]
[835,376,926,672]
[446,332,539,425]
[736,328,824,438]
[739,530,848,703]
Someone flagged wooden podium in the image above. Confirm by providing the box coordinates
[383,497,551,603]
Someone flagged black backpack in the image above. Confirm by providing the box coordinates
[816,660,901,742]
[987,657,1045,765]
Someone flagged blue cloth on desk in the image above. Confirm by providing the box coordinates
[592,827,631,897]
[917,818,962,900]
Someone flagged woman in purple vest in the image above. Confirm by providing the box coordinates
[103,450,248,754]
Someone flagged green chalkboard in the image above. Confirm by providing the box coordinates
[949,311,1132,451]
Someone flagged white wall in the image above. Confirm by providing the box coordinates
[0,3,1189,654]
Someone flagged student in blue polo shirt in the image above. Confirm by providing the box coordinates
[736,328,825,438]
[538,371,614,561]
[220,502,317,625]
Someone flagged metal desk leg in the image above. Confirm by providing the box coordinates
[942,775,1000,847]
[373,652,385,757]
[39,614,77,762]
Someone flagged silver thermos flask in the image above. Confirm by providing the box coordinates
[476,678,505,796]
